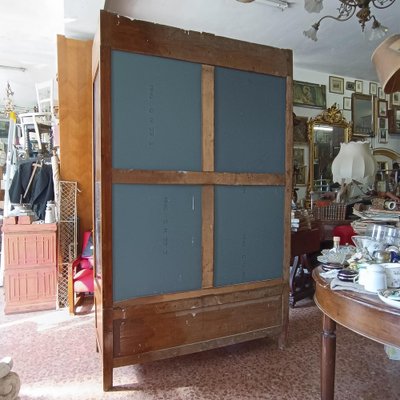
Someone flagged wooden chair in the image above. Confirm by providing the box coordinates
[68,231,94,314]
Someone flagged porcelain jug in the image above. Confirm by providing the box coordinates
[364,264,387,293]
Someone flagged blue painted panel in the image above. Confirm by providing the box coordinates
[214,186,284,286]
[111,50,202,170]
[215,67,286,173]
[112,184,202,301]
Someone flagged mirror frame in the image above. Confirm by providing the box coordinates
[307,103,352,194]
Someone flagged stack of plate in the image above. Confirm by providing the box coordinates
[378,289,400,309]
[319,262,346,272]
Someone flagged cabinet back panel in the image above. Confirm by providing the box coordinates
[112,184,202,301]
[214,67,286,173]
[111,50,202,171]
[214,186,284,286]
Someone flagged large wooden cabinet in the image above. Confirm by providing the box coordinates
[93,11,293,390]
[2,222,57,314]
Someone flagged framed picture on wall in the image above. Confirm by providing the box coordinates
[293,115,308,143]
[293,80,326,108]
[346,81,355,91]
[392,92,400,106]
[379,117,388,129]
[379,128,388,143]
[329,76,344,94]
[369,82,378,96]
[376,115,388,137]
[378,87,385,99]
[352,93,373,136]
[355,80,363,93]
[293,146,308,186]
[378,100,388,117]
[388,105,400,134]
[343,97,351,110]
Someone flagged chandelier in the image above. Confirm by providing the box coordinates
[303,0,397,42]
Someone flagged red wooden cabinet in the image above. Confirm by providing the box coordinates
[2,222,57,314]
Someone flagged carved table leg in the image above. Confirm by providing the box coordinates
[321,313,336,400]
[289,256,300,307]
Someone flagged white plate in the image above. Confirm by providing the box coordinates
[378,289,400,309]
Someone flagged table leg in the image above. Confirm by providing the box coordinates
[321,313,336,400]
[289,256,300,307]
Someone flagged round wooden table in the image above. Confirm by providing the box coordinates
[313,267,400,400]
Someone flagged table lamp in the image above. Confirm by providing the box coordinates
[331,141,377,202]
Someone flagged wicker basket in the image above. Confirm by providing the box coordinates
[312,203,347,220]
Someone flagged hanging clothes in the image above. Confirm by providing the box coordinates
[9,160,54,220]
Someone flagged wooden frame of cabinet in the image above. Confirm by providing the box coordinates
[93,11,293,390]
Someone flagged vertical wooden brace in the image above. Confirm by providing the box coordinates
[202,65,215,288]
[202,65,214,171]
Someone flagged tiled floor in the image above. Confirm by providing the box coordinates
[1,290,400,400]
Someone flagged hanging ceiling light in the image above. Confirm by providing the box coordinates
[303,0,395,42]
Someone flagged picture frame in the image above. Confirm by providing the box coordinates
[388,105,400,134]
[293,80,326,108]
[293,115,308,143]
[369,82,377,96]
[293,145,308,186]
[378,99,388,117]
[352,93,373,137]
[379,128,388,143]
[346,81,355,91]
[355,80,363,93]
[378,87,385,99]
[379,117,388,129]
[392,92,400,106]
[343,97,351,111]
[329,76,344,94]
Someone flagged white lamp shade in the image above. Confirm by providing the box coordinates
[371,34,400,94]
[331,141,377,185]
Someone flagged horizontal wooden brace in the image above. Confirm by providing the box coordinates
[112,169,285,186]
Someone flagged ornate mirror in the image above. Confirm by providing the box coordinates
[308,103,352,194]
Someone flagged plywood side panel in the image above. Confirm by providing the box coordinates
[57,35,93,240]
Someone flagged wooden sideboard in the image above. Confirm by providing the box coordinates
[2,222,57,314]
[290,225,321,307]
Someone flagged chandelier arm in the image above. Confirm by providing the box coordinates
[314,7,357,27]
[337,0,358,5]
[371,0,397,9]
